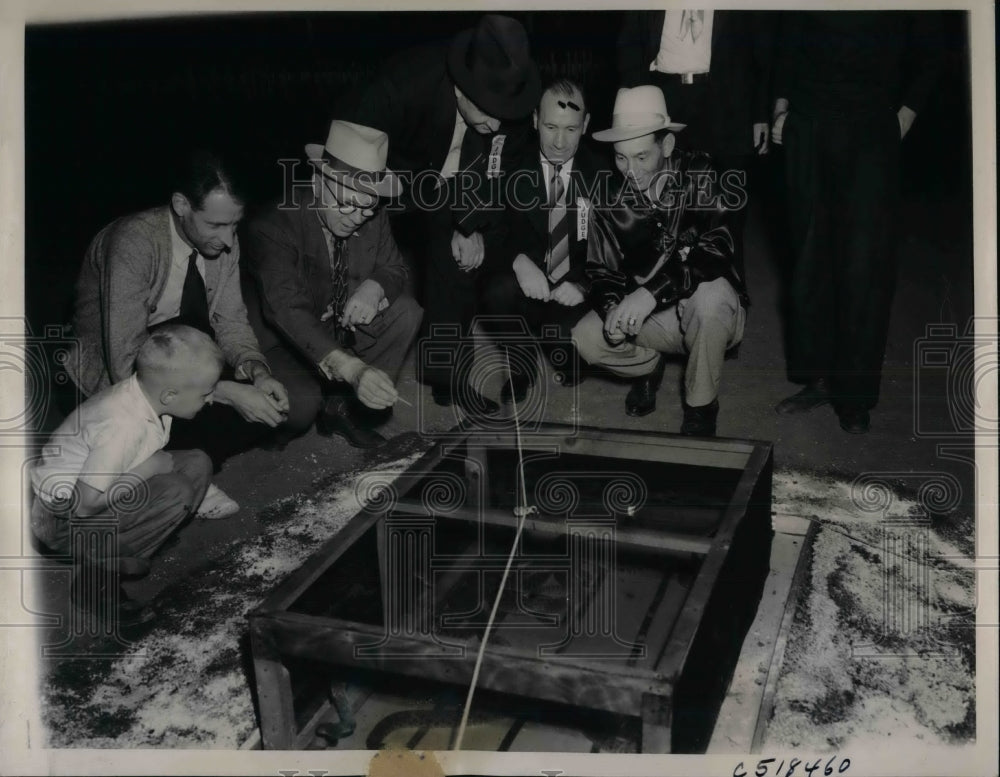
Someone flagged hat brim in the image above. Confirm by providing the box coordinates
[591,120,686,143]
[305,143,402,199]
[447,28,542,122]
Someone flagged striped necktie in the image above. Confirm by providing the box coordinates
[546,162,570,281]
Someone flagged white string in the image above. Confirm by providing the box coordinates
[453,351,530,751]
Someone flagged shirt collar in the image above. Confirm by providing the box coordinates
[128,374,166,428]
[169,210,198,267]
[541,155,574,176]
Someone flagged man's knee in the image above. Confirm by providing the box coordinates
[282,381,323,435]
[571,313,606,364]
[387,294,423,334]
[685,279,741,325]
[150,473,197,514]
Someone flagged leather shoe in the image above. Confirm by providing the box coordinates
[316,398,387,449]
[681,398,720,436]
[625,356,667,417]
[775,378,831,414]
[838,405,871,434]
[432,384,501,417]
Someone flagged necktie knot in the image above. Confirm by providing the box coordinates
[549,163,565,208]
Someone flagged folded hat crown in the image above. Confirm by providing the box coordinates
[324,120,389,172]
[612,86,672,127]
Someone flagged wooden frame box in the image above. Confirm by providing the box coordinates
[248,424,773,752]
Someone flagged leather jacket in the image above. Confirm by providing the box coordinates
[584,150,748,318]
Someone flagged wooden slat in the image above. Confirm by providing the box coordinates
[640,573,694,672]
[250,507,381,614]
[751,521,819,752]
[549,432,752,470]
[256,612,657,714]
[708,530,808,753]
[249,625,297,750]
[652,444,773,678]
[393,500,713,557]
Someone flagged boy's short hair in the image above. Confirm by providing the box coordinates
[136,325,224,379]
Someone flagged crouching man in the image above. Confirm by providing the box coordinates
[244,120,422,448]
[573,86,747,436]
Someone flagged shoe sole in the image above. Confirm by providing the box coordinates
[626,405,655,417]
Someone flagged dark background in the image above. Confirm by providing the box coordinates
[24,10,972,334]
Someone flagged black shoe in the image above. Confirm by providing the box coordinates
[625,356,667,417]
[681,398,720,436]
[838,405,871,434]
[71,569,156,628]
[316,398,388,449]
[775,378,831,414]
[431,384,501,417]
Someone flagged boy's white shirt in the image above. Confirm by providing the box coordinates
[31,374,171,508]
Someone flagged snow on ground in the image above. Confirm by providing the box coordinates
[764,471,976,751]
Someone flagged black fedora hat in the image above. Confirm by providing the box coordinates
[447,14,541,122]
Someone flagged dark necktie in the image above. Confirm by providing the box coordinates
[546,163,570,280]
[178,249,213,336]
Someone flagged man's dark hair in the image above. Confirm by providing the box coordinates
[542,77,587,114]
[172,150,245,211]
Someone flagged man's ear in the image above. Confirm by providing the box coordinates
[532,109,538,132]
[660,133,676,158]
[170,192,191,218]
[159,388,178,407]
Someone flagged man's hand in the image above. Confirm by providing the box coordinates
[550,281,585,307]
[215,380,286,427]
[513,254,550,301]
[254,374,290,414]
[607,287,656,337]
[753,122,770,154]
[338,357,398,409]
[341,279,385,330]
[771,98,790,146]
[452,230,485,272]
[602,303,627,345]
[897,105,916,139]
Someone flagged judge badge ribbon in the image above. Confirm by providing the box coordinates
[576,197,590,240]
[487,134,506,179]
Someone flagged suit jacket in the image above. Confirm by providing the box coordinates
[585,151,748,318]
[773,12,944,119]
[503,141,609,288]
[68,206,266,397]
[618,10,774,156]
[243,191,409,366]
[344,44,531,239]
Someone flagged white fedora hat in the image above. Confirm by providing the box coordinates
[305,120,402,198]
[592,86,686,143]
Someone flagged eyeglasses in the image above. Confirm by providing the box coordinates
[322,179,377,218]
